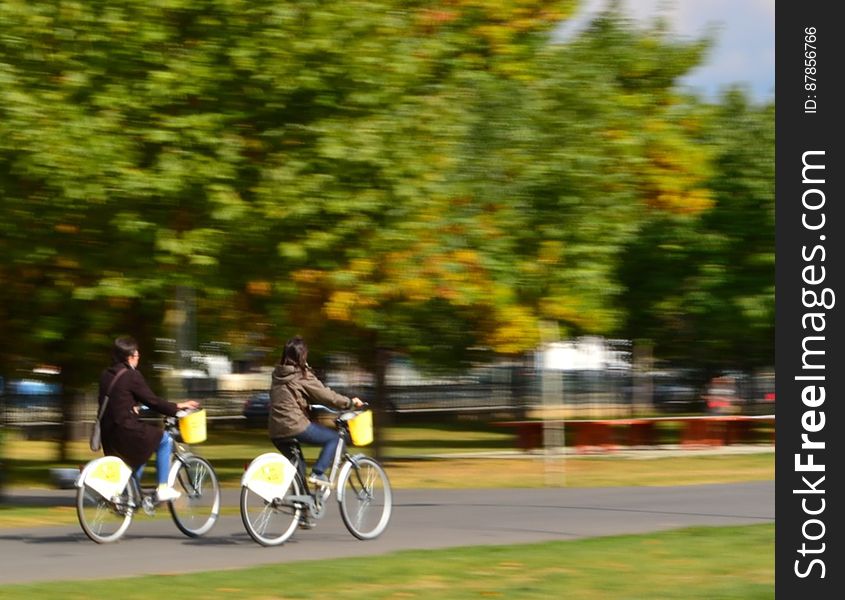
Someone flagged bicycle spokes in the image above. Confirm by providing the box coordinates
[253,503,277,536]
[240,476,302,546]
[350,462,378,500]
[338,457,392,540]
[240,448,392,546]
[77,484,136,544]
[349,471,375,525]
[93,497,122,528]
[168,455,220,538]
[176,460,206,498]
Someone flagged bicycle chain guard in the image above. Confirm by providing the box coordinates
[77,456,133,500]
[242,452,298,502]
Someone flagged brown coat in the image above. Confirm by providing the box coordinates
[99,364,179,469]
[268,364,354,439]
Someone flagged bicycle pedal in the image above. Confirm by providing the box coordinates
[142,496,157,515]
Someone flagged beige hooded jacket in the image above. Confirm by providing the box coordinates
[268,363,355,439]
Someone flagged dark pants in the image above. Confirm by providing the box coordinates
[273,422,339,476]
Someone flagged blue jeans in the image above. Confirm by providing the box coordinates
[295,423,340,475]
[134,431,174,486]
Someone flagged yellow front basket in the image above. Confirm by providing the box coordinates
[348,410,373,447]
[179,409,207,444]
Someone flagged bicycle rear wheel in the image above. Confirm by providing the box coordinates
[168,455,221,537]
[77,478,138,544]
[240,476,303,546]
[338,456,392,540]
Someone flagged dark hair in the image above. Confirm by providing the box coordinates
[112,336,138,365]
[282,336,309,374]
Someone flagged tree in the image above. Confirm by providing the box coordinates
[0,0,576,456]
[0,2,749,463]
[617,90,774,371]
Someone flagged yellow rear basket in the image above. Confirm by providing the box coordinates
[348,410,373,446]
[179,409,207,444]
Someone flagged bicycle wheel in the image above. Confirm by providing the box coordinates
[168,455,221,537]
[338,456,392,540]
[240,475,304,546]
[77,478,138,544]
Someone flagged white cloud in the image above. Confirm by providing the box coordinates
[555,0,774,101]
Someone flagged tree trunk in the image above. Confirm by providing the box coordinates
[58,369,76,463]
[370,345,390,462]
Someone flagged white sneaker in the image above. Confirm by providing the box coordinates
[308,473,330,488]
[156,486,182,502]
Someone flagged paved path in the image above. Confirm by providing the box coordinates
[0,482,773,585]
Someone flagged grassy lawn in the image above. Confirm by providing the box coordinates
[1,420,774,488]
[384,453,773,489]
[0,523,774,599]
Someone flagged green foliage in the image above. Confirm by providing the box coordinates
[618,91,774,369]
[0,1,772,394]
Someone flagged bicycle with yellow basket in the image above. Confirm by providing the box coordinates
[75,408,220,543]
[240,404,392,546]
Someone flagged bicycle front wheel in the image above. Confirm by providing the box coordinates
[77,479,138,544]
[168,455,221,537]
[338,456,392,540]
[240,476,304,546]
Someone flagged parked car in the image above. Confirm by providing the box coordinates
[650,369,706,413]
[3,378,63,423]
[242,391,269,427]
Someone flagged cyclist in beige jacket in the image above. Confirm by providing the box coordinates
[268,336,363,487]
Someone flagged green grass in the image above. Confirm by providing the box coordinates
[1,420,773,488]
[0,524,774,599]
[0,505,81,528]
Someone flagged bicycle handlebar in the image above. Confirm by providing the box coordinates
[164,407,202,434]
[175,407,202,419]
[311,402,369,414]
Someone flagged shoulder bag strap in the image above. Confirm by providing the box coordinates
[96,367,129,423]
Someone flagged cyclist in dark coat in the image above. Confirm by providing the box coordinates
[99,336,198,501]
[268,336,363,487]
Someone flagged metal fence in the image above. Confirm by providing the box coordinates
[1,366,774,433]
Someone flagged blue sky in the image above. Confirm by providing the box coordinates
[555,0,775,102]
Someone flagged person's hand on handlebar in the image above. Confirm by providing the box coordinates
[351,397,364,409]
[177,400,201,411]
